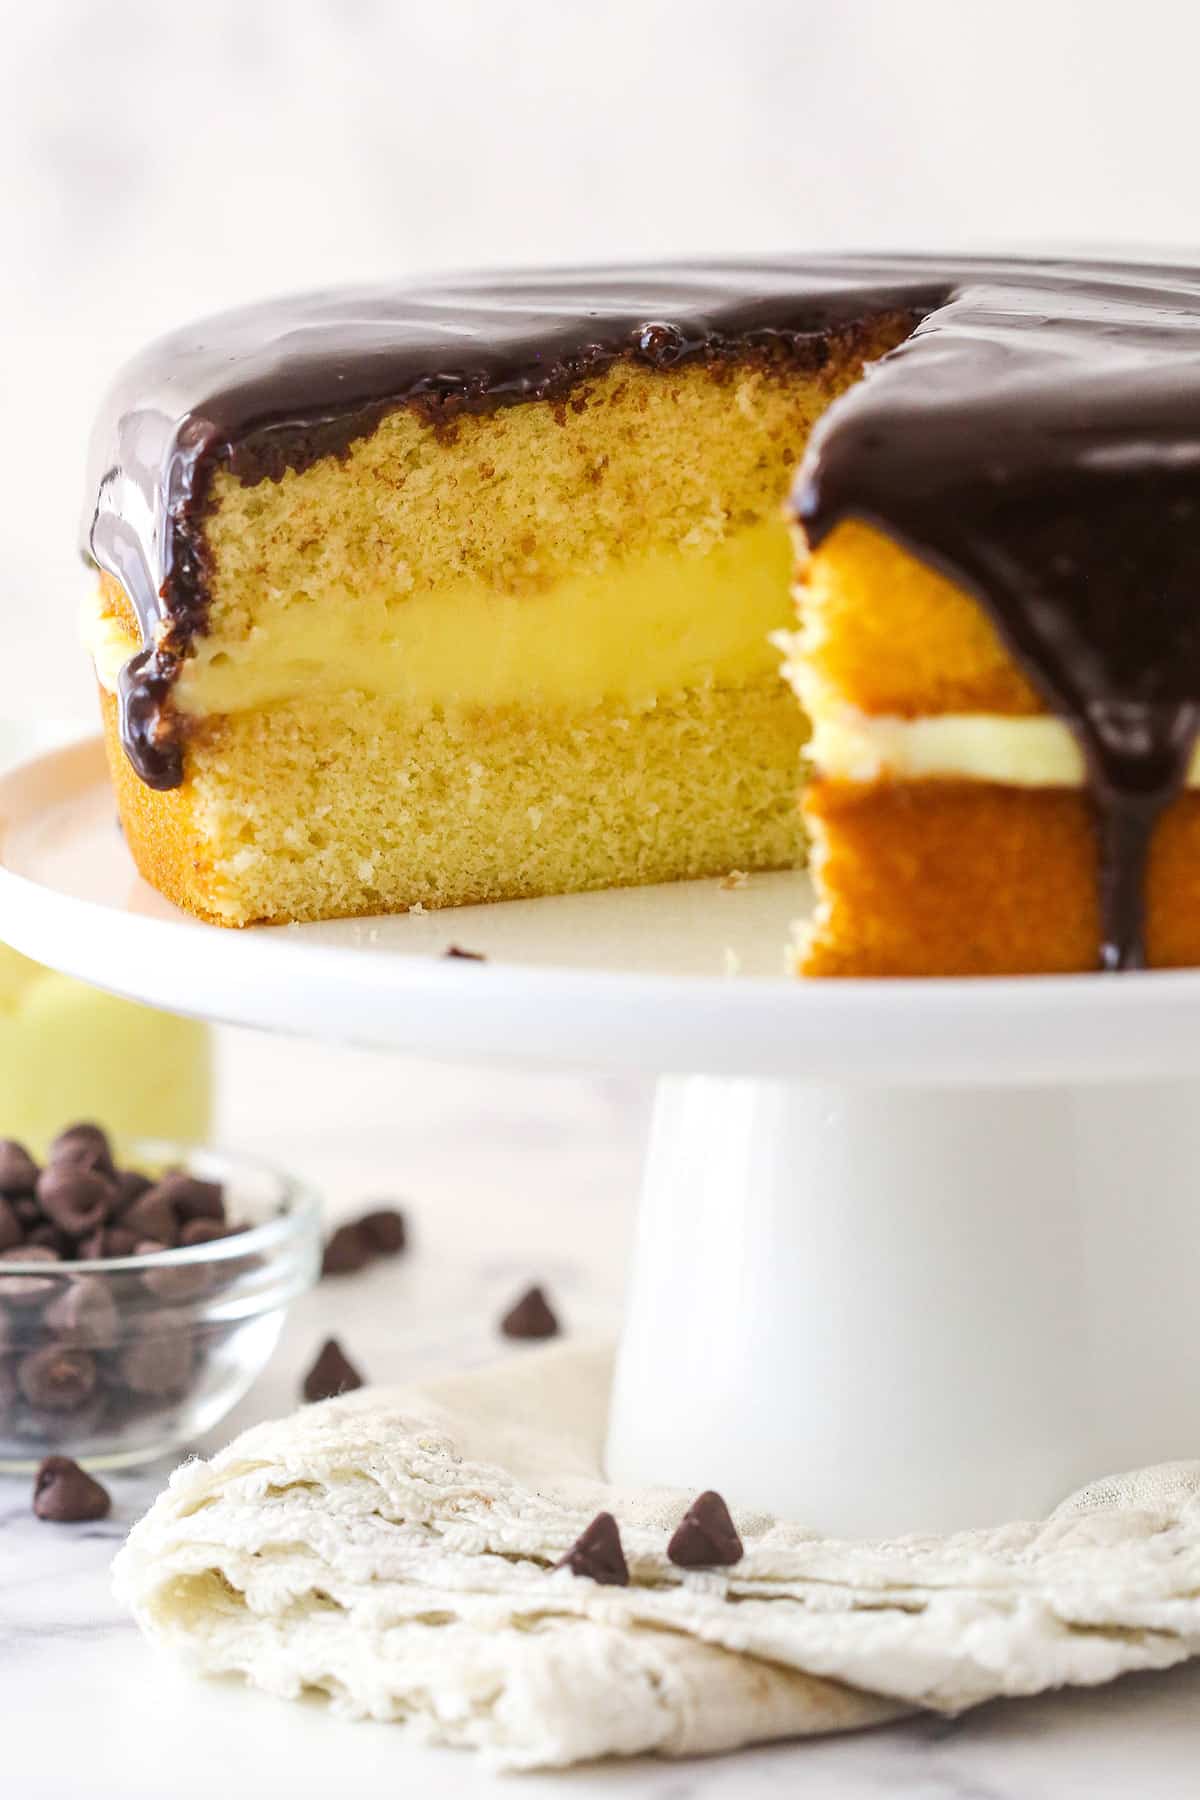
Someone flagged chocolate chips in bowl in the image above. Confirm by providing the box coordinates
[0,1125,322,1472]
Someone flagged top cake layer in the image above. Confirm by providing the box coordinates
[85,258,944,789]
[85,255,1200,970]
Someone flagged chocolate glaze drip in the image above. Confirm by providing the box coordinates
[793,264,1200,970]
[86,256,1200,969]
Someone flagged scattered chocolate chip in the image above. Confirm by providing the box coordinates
[321,1222,372,1277]
[48,1123,115,1179]
[500,1284,560,1340]
[154,1172,225,1224]
[0,1196,22,1253]
[36,1163,113,1237]
[32,1455,111,1522]
[12,1195,40,1226]
[120,1188,180,1247]
[43,1276,120,1349]
[18,1345,98,1412]
[0,1244,61,1306]
[666,1491,743,1569]
[557,1511,629,1586]
[303,1338,365,1403]
[359,1208,407,1256]
[443,944,486,961]
[0,1139,38,1194]
[118,1327,195,1397]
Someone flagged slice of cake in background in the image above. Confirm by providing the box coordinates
[84,268,921,927]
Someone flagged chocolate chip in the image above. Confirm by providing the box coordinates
[43,1276,120,1349]
[25,1222,75,1257]
[666,1491,743,1568]
[321,1223,372,1277]
[500,1284,560,1340]
[443,944,486,961]
[0,1196,21,1253]
[137,1246,212,1301]
[115,1169,152,1207]
[358,1208,407,1256]
[302,1338,364,1402]
[118,1326,195,1396]
[0,1244,61,1306]
[12,1196,40,1226]
[36,1163,113,1237]
[153,1172,225,1224]
[78,1225,140,1260]
[32,1455,111,1522]
[18,1345,98,1412]
[178,1218,230,1247]
[120,1188,180,1247]
[48,1123,116,1179]
[22,1387,110,1445]
[0,1139,38,1194]
[557,1511,629,1585]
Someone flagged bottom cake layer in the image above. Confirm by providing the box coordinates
[101,680,806,927]
[799,780,1200,976]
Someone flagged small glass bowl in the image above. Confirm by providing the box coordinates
[0,1139,321,1472]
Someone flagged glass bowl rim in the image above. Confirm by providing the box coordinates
[0,1135,322,1277]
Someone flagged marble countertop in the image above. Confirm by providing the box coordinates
[4,1030,1200,1798]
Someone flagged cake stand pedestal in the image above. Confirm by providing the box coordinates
[3,737,1200,1536]
[608,1074,1200,1534]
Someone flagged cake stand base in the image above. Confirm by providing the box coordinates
[606,1072,1200,1536]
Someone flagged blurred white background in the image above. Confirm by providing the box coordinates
[4,0,1200,718]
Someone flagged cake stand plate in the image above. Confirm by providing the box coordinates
[3,735,1200,1536]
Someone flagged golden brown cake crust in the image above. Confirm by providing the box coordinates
[801,779,1200,976]
[99,688,230,924]
[798,522,1045,719]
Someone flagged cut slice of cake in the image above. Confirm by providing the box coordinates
[83,270,920,927]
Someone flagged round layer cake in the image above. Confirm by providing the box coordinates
[83,256,1200,974]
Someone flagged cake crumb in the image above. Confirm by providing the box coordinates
[408,901,426,916]
[719,869,749,891]
[722,947,742,977]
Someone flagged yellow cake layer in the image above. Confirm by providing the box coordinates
[792,519,1045,719]
[86,519,793,714]
[100,679,807,926]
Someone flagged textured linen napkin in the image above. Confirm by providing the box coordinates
[113,1342,1200,1770]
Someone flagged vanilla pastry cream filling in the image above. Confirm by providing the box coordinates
[803,700,1200,787]
[84,519,795,715]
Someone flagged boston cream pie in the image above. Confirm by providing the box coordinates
[84,257,1200,973]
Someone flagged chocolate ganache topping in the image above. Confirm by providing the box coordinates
[86,255,1200,971]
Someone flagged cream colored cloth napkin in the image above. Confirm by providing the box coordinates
[113,1342,1200,1770]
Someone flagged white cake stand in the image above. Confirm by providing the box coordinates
[4,735,1200,1537]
